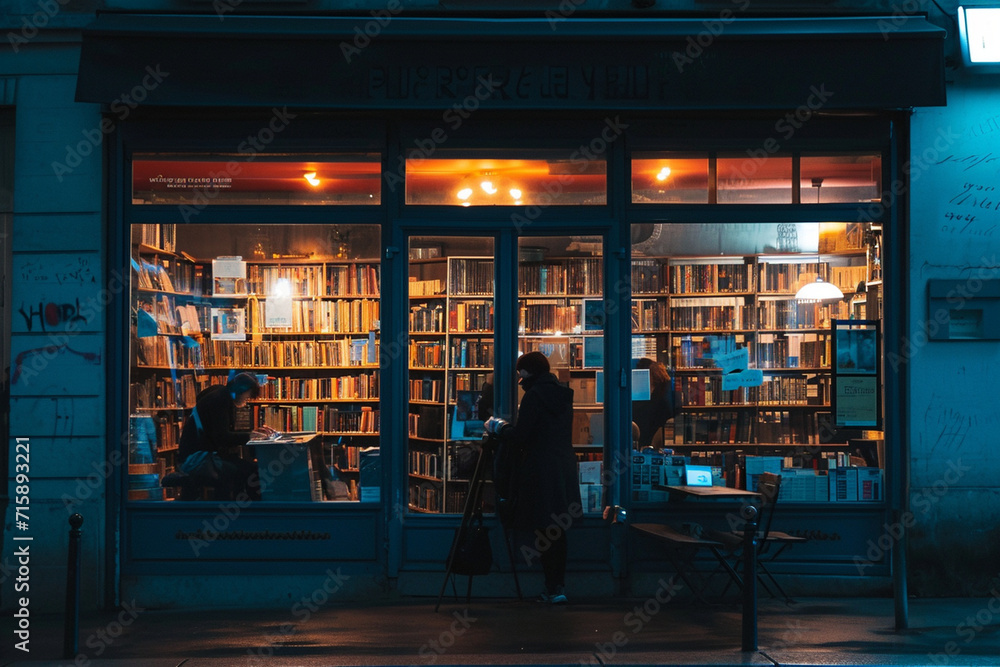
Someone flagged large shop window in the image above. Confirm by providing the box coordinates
[129,223,381,502]
[629,221,885,503]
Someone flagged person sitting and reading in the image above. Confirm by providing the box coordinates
[177,372,276,500]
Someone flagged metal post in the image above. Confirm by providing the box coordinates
[63,513,83,660]
[741,504,758,652]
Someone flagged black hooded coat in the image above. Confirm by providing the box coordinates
[509,372,582,532]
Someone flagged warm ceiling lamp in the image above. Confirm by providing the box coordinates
[303,172,321,187]
[795,276,844,301]
[656,166,671,181]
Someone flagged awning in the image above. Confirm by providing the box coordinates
[76,14,946,111]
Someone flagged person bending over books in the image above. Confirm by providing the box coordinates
[632,358,675,449]
[178,372,276,500]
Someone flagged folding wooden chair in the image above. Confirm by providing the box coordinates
[631,522,744,603]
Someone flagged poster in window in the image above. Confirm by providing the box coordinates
[211,307,246,341]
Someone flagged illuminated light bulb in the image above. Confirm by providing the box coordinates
[656,167,671,181]
[461,201,472,207]
[457,187,473,200]
[303,172,320,187]
[271,278,293,298]
[509,188,522,200]
[481,180,497,195]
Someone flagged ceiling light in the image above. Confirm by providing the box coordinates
[480,180,497,195]
[795,276,844,301]
[457,187,473,201]
[656,167,671,181]
[303,172,320,187]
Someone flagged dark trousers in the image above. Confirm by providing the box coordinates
[540,531,568,592]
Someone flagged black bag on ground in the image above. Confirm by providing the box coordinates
[450,511,493,576]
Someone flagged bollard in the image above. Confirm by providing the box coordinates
[63,513,84,660]
[740,504,758,652]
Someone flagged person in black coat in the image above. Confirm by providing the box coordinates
[509,351,581,604]
[177,372,275,500]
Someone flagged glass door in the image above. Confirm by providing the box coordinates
[407,235,495,514]
[405,232,609,516]
[517,235,605,515]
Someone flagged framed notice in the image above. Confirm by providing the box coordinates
[831,319,882,428]
[211,307,246,341]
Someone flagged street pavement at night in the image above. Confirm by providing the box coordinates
[4,594,1000,667]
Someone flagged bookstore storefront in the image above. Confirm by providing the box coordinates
[78,14,944,604]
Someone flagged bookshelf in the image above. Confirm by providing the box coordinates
[407,256,493,514]
[129,223,381,501]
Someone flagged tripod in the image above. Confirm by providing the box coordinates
[435,434,522,611]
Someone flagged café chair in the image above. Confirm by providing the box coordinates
[631,521,744,604]
[705,472,807,603]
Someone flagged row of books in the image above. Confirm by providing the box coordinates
[135,223,176,252]
[670,334,750,369]
[671,300,754,331]
[254,404,379,433]
[449,371,491,399]
[450,301,493,332]
[257,373,379,400]
[632,299,669,331]
[631,260,668,294]
[677,374,830,407]
[243,263,380,298]
[671,409,830,445]
[757,334,830,368]
[130,374,210,410]
[670,262,754,295]
[135,336,204,368]
[756,301,850,330]
[206,338,378,368]
[410,376,445,402]
[408,278,444,296]
[249,298,380,333]
[449,259,494,296]
[448,339,494,369]
[519,301,581,334]
[518,258,604,296]
[410,303,445,332]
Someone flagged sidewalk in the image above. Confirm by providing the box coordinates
[4,595,1000,667]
